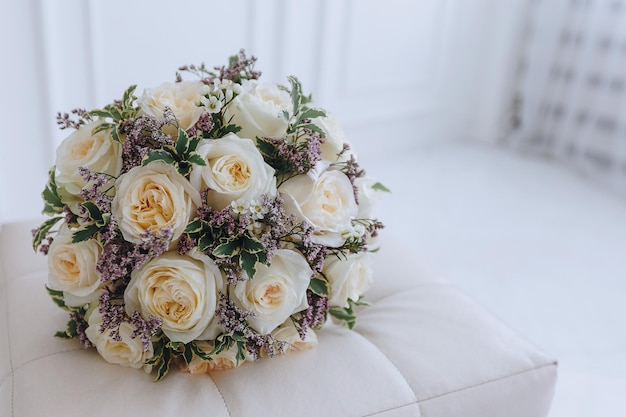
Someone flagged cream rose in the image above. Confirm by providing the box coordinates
[224,80,291,140]
[85,311,154,372]
[267,320,318,357]
[231,249,311,335]
[324,252,374,308]
[124,250,223,344]
[182,341,242,373]
[55,121,122,203]
[312,114,353,163]
[111,161,201,244]
[355,177,384,220]
[138,80,206,134]
[189,134,276,210]
[47,225,102,307]
[280,170,358,247]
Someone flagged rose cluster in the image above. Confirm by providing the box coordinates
[33,51,385,380]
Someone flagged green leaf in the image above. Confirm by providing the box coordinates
[142,149,176,166]
[288,76,302,116]
[190,341,213,361]
[198,233,213,252]
[81,201,103,223]
[188,136,202,152]
[242,235,264,254]
[41,167,64,215]
[239,250,258,278]
[182,344,193,365]
[91,122,115,135]
[309,277,329,297]
[105,105,122,120]
[256,250,268,266]
[176,162,192,177]
[185,219,203,234]
[235,341,246,363]
[295,123,325,137]
[32,216,63,251]
[175,128,190,156]
[329,306,356,329]
[216,123,241,137]
[66,318,78,337]
[256,138,277,157]
[45,286,80,313]
[211,334,233,356]
[230,331,246,343]
[72,224,99,243]
[145,341,164,366]
[111,127,122,142]
[54,330,73,339]
[297,107,326,123]
[187,153,207,166]
[213,238,240,258]
[46,286,65,300]
[90,109,114,119]
[371,182,391,193]
[155,349,172,382]
[122,85,137,107]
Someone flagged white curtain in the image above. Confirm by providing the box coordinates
[508,0,626,193]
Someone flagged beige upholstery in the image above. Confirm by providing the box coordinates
[0,220,556,416]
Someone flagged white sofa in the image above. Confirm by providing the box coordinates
[0,220,556,416]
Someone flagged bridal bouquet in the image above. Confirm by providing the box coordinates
[32,50,386,380]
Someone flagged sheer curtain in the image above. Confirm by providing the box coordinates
[508,0,626,193]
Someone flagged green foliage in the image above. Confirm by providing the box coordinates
[46,286,79,313]
[147,338,185,382]
[371,182,391,193]
[285,76,326,137]
[69,201,111,244]
[256,76,327,185]
[309,276,329,297]
[212,121,241,138]
[329,298,369,330]
[46,286,66,309]
[148,333,249,382]
[211,234,268,278]
[71,224,100,243]
[142,128,206,176]
[55,318,78,339]
[185,214,269,279]
[89,85,138,142]
[41,167,64,216]
[32,216,63,252]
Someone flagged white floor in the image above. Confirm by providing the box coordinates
[366,139,626,417]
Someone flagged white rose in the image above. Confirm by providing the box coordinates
[280,170,358,247]
[224,80,291,140]
[231,249,311,335]
[47,225,102,307]
[85,311,154,372]
[138,80,206,134]
[267,320,318,357]
[355,176,384,220]
[183,341,242,373]
[55,121,122,202]
[124,250,224,344]
[324,252,374,308]
[111,161,201,244]
[189,134,276,210]
[312,114,353,163]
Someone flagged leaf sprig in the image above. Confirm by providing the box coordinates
[142,128,206,176]
[90,85,139,141]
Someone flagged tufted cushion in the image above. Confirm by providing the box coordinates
[0,221,556,417]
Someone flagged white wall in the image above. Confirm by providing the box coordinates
[0,0,528,223]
